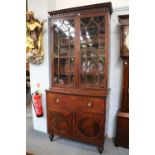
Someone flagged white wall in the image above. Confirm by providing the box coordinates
[107,8,129,137]
[48,0,56,11]
[28,0,129,137]
[55,0,128,10]
[27,0,56,132]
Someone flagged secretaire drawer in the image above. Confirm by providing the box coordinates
[46,92,105,113]
[46,92,77,106]
[46,92,78,111]
[78,97,105,114]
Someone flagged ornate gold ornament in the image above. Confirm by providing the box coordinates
[26,11,45,64]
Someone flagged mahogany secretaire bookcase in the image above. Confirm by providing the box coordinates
[46,3,112,153]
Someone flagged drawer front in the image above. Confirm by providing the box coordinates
[46,92,105,114]
[47,92,69,110]
[79,97,105,114]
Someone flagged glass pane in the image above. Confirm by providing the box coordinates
[70,75,75,86]
[99,55,104,86]
[59,36,69,57]
[54,58,58,84]
[60,58,68,74]
[53,28,58,57]
[81,58,87,84]
[70,57,75,74]
[59,58,69,85]
[80,16,105,88]
[99,19,105,54]
[53,19,75,57]
[53,19,75,87]
[59,58,75,85]
[53,58,76,86]
[59,75,69,85]
[70,57,75,86]
[70,41,74,57]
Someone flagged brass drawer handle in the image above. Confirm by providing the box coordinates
[56,98,60,103]
[87,102,93,107]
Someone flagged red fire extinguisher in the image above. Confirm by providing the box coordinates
[32,91,43,117]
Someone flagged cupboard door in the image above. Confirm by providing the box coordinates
[48,109,73,138]
[74,111,104,145]
[52,18,76,87]
[79,15,106,88]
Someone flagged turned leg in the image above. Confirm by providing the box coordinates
[97,145,104,154]
[115,141,118,147]
[49,134,54,142]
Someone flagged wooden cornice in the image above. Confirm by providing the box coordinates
[48,2,113,18]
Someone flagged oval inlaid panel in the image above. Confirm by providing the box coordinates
[77,117,100,138]
[50,112,69,132]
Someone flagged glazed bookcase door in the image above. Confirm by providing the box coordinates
[79,15,106,88]
[52,18,76,87]
[48,109,73,138]
[74,111,104,144]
